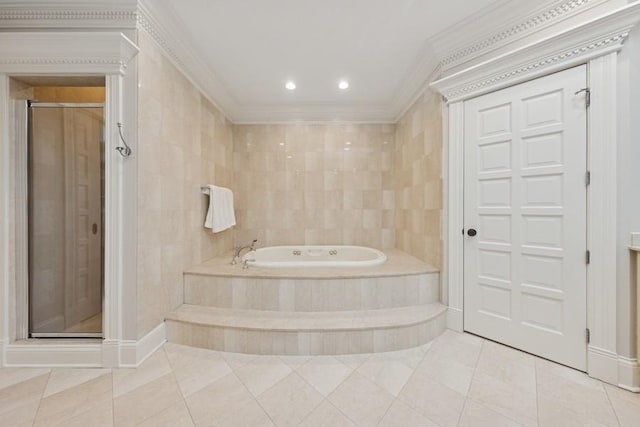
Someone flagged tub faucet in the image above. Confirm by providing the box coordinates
[231,239,257,265]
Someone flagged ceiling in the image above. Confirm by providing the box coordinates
[161,0,500,122]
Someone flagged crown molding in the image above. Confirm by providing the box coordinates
[0,31,139,75]
[0,0,630,122]
[432,0,611,73]
[136,0,239,122]
[0,1,137,29]
[430,3,640,103]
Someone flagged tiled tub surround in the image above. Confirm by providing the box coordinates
[394,88,443,267]
[232,124,396,249]
[166,250,446,355]
[136,31,234,338]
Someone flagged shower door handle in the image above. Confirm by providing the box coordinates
[92,223,98,235]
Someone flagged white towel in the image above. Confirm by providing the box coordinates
[204,185,236,232]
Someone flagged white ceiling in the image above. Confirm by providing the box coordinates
[161,0,500,122]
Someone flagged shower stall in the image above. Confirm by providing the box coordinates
[27,102,105,338]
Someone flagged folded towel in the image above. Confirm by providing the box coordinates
[204,185,236,232]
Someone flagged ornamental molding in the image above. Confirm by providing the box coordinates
[0,3,137,29]
[435,0,610,72]
[431,3,640,103]
[0,31,139,75]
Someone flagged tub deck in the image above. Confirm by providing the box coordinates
[185,248,438,279]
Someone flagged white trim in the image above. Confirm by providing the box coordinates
[433,4,640,389]
[4,341,103,368]
[588,345,619,384]
[436,0,610,72]
[119,322,166,368]
[0,31,139,368]
[586,51,618,378]
[0,31,138,75]
[618,356,640,393]
[0,2,137,29]
[446,308,463,333]
[444,101,465,329]
[12,100,28,341]
[431,3,640,103]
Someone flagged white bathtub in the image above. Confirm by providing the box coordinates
[242,245,387,268]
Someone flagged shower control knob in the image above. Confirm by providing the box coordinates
[467,228,477,237]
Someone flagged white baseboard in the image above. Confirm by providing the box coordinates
[446,307,463,332]
[588,345,621,385]
[618,356,640,392]
[1,322,166,368]
[4,341,103,367]
[119,322,166,368]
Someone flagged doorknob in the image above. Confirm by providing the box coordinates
[467,228,477,237]
[92,223,98,235]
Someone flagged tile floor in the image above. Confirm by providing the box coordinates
[2,330,639,426]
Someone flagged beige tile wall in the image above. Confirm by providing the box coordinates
[136,32,234,338]
[232,124,396,249]
[394,89,443,267]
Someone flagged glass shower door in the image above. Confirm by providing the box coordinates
[28,104,104,338]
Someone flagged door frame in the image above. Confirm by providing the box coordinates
[0,31,139,366]
[432,4,640,389]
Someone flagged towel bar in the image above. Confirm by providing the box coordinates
[201,186,210,194]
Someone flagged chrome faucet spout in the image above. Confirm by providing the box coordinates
[231,239,258,265]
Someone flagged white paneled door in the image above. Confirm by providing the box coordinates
[463,65,588,370]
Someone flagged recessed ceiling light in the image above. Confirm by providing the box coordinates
[338,80,349,90]
[285,81,296,90]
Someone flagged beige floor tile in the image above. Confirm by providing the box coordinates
[34,373,112,427]
[416,347,475,396]
[219,350,259,371]
[398,369,466,427]
[328,372,394,427]
[234,356,293,397]
[468,372,537,427]
[538,396,614,427]
[112,349,172,398]
[0,368,50,391]
[113,372,183,427]
[536,363,617,426]
[0,373,49,427]
[356,356,415,396]
[334,352,372,370]
[475,341,536,394]
[43,368,111,398]
[297,356,353,396]
[458,399,522,427]
[605,383,640,427]
[138,399,195,427]
[186,373,274,427]
[428,330,483,368]
[48,397,113,427]
[164,343,232,397]
[257,372,324,427]
[279,355,313,369]
[378,399,439,427]
[299,400,356,427]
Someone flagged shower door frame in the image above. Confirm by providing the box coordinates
[27,102,106,339]
[0,31,139,367]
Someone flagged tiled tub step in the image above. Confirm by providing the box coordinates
[165,303,447,355]
[184,272,440,312]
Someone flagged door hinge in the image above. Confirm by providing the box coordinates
[586,250,591,264]
[575,88,591,108]
[586,328,591,344]
[585,171,591,186]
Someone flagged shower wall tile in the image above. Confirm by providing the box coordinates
[394,88,443,267]
[136,32,234,339]
[232,124,396,249]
